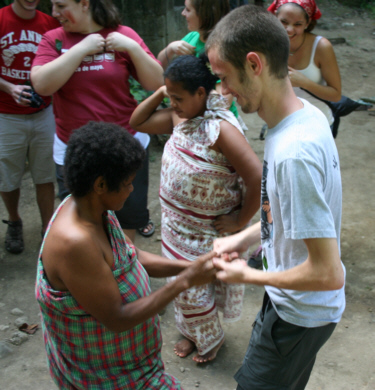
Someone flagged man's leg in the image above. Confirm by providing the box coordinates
[0,113,28,254]
[234,293,336,390]
[1,189,21,221]
[27,106,56,232]
[1,189,24,254]
[35,182,55,234]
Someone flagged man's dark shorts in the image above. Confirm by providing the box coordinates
[235,293,336,390]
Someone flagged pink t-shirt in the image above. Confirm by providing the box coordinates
[0,5,60,114]
[33,26,158,143]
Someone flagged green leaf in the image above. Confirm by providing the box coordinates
[262,255,268,270]
[55,39,62,52]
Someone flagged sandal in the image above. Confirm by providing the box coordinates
[2,219,24,254]
[137,220,155,237]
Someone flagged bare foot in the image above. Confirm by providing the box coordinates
[192,337,225,363]
[174,338,195,358]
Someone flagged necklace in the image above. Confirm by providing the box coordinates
[289,33,306,56]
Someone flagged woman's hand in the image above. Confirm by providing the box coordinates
[167,40,195,56]
[106,32,137,52]
[158,85,169,98]
[213,213,241,234]
[183,251,217,288]
[288,66,310,89]
[78,33,106,56]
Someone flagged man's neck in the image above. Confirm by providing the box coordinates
[259,78,304,129]
[12,2,37,20]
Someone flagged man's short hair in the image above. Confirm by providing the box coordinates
[206,5,289,79]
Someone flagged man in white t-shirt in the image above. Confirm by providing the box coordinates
[207,5,345,390]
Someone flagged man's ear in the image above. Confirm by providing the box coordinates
[93,176,107,195]
[245,52,263,76]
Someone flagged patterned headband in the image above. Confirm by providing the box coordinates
[268,0,322,21]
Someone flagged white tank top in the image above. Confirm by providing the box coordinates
[293,36,334,125]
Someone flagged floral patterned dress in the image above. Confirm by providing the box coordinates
[160,93,246,355]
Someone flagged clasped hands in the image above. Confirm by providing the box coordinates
[190,249,249,287]
[79,32,138,56]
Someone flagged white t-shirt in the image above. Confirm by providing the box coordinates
[262,99,345,327]
[53,132,150,165]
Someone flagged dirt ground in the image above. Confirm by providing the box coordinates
[1,2,375,389]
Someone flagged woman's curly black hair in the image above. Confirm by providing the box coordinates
[64,121,145,197]
[164,54,219,95]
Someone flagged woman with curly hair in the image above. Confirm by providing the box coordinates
[35,121,216,389]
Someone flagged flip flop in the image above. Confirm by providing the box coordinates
[138,220,155,237]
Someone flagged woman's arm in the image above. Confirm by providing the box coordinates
[31,34,106,96]
[106,32,163,91]
[49,232,216,333]
[289,37,341,102]
[135,247,192,277]
[157,40,196,69]
[212,121,262,234]
[129,85,174,134]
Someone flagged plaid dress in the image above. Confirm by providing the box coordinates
[36,198,181,389]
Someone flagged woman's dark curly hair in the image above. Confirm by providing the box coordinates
[164,54,219,95]
[64,122,145,197]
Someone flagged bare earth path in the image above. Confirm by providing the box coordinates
[0,2,374,389]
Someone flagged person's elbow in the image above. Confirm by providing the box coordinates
[330,88,342,102]
[129,114,143,132]
[31,69,55,96]
[321,262,345,290]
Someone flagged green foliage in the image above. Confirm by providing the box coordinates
[0,0,12,7]
[129,77,169,108]
[0,0,52,12]
[336,0,375,14]
[55,39,62,53]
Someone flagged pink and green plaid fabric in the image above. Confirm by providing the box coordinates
[36,198,181,389]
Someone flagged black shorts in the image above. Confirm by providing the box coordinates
[235,293,336,390]
[115,148,149,229]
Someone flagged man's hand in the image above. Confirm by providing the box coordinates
[213,257,250,284]
[12,85,32,106]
